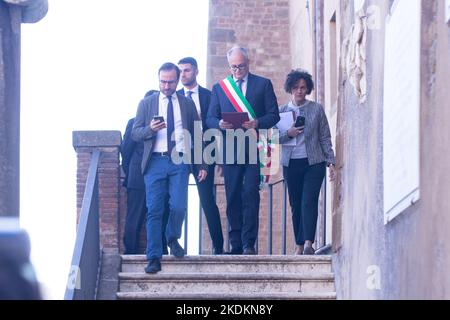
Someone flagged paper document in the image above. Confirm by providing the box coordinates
[276,111,296,146]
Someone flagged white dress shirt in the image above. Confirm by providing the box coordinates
[233,74,249,96]
[153,93,186,153]
[184,85,201,118]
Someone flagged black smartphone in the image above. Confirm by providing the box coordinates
[295,116,305,128]
[153,115,165,123]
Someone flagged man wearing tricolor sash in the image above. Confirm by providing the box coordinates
[206,46,280,255]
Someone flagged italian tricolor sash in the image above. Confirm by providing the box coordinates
[219,76,256,119]
[219,76,274,187]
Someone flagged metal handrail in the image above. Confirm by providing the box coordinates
[184,176,328,256]
[64,150,101,300]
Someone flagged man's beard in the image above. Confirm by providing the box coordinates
[182,78,196,87]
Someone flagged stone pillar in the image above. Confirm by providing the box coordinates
[73,131,122,254]
[0,2,21,217]
[0,0,47,217]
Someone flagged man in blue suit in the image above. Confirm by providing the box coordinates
[206,47,280,255]
[132,62,207,273]
[177,57,224,255]
[120,89,169,255]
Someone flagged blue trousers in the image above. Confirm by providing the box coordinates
[144,155,190,259]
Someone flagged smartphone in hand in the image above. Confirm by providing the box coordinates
[295,116,305,128]
[153,115,165,123]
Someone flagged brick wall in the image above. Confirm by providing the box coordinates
[207,0,292,101]
[206,0,295,254]
[74,131,122,254]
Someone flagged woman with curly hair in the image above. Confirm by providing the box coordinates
[277,69,336,255]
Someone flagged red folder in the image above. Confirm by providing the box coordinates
[221,112,249,129]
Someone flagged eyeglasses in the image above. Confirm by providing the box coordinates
[160,80,177,85]
[229,64,248,71]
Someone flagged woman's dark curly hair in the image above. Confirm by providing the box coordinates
[284,69,314,95]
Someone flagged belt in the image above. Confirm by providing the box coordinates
[152,152,184,157]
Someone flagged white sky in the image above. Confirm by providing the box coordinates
[20,0,209,299]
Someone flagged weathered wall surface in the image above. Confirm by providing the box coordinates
[333,0,450,299]
[289,0,315,73]
[416,0,450,299]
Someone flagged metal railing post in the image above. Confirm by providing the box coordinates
[282,180,287,255]
[268,185,273,255]
[322,178,327,248]
[184,208,188,254]
[198,204,202,255]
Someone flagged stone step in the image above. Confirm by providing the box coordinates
[117,291,337,300]
[119,272,335,294]
[121,255,333,274]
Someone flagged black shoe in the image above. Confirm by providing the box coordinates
[243,247,256,255]
[168,239,185,258]
[225,247,243,255]
[303,245,315,255]
[213,247,224,255]
[145,258,161,274]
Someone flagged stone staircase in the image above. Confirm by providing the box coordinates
[117,255,336,300]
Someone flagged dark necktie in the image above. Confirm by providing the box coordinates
[237,79,243,92]
[187,90,202,119]
[166,96,175,154]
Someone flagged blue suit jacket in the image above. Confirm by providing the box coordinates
[206,73,280,163]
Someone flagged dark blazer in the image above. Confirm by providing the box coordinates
[178,86,211,131]
[206,73,280,162]
[131,92,206,174]
[121,118,145,189]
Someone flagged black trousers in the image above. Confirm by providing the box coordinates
[193,164,224,252]
[283,159,325,245]
[223,163,260,251]
[124,188,168,254]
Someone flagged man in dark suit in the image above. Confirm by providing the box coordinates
[132,62,207,273]
[177,57,224,255]
[206,46,280,255]
[120,89,169,255]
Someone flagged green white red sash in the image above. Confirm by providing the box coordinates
[219,76,257,119]
[219,76,274,187]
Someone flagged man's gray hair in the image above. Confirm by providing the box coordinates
[227,46,249,61]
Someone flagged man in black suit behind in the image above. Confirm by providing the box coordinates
[177,57,224,255]
[206,46,280,255]
[120,90,169,255]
